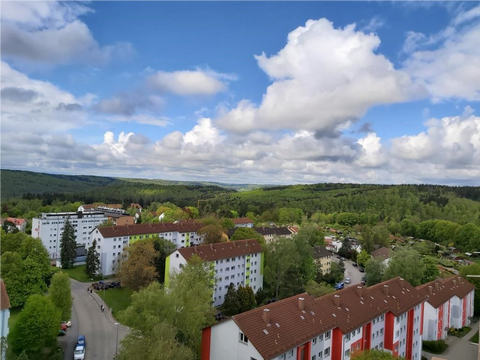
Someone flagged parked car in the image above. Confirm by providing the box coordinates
[336,256,341,259]
[352,262,358,267]
[344,277,351,284]
[58,329,66,336]
[340,257,346,261]
[74,345,86,360]
[76,335,86,347]
[62,320,72,328]
[359,267,365,272]
[335,282,344,290]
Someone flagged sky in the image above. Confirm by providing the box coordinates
[1,1,480,185]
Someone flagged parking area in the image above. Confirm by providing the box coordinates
[332,256,364,287]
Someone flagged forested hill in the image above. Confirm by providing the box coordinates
[208,183,480,225]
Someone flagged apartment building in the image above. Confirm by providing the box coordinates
[1,217,27,232]
[416,276,475,341]
[166,239,264,307]
[233,218,254,228]
[91,222,205,275]
[32,211,108,259]
[202,277,429,360]
[254,227,293,242]
[313,246,332,275]
[0,280,11,340]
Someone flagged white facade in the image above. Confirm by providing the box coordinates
[394,312,408,358]
[412,304,423,360]
[32,211,107,259]
[158,230,203,248]
[0,308,9,340]
[234,223,254,228]
[167,249,263,307]
[209,319,264,360]
[370,313,386,350]
[342,326,363,360]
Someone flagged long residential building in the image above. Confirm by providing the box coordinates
[166,239,264,307]
[32,211,108,259]
[202,277,431,360]
[91,222,205,275]
[416,276,475,341]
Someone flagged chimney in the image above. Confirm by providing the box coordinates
[298,297,305,311]
[383,285,389,296]
[428,286,433,294]
[356,286,363,298]
[210,243,213,250]
[400,278,405,289]
[435,282,439,290]
[262,309,270,324]
[453,279,457,287]
[334,295,340,307]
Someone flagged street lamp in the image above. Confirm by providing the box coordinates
[115,322,119,357]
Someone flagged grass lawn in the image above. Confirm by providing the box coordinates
[63,265,106,282]
[95,287,134,320]
[8,307,22,329]
[448,326,471,338]
[470,330,479,343]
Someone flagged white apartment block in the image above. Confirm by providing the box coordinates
[32,211,107,259]
[166,239,264,307]
[91,222,205,275]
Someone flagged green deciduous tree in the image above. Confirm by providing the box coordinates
[365,258,385,286]
[422,257,440,284]
[85,239,100,278]
[2,220,18,234]
[460,263,480,316]
[399,219,417,237]
[295,223,325,247]
[383,248,424,286]
[305,280,335,298]
[119,256,214,356]
[321,262,344,285]
[8,295,60,356]
[153,237,177,283]
[48,272,72,320]
[357,250,370,267]
[237,285,256,313]
[198,224,225,244]
[223,283,241,316]
[352,349,403,359]
[117,240,158,291]
[60,218,76,269]
[230,227,265,245]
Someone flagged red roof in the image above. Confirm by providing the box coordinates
[0,280,11,311]
[229,277,427,359]
[233,217,254,225]
[95,222,204,238]
[416,276,475,308]
[4,217,26,226]
[178,239,262,262]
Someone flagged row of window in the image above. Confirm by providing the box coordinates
[345,328,361,342]
[372,314,385,324]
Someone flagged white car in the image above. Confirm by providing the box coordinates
[344,277,351,284]
[74,345,85,360]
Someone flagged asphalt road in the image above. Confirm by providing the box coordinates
[333,257,364,287]
[61,279,129,360]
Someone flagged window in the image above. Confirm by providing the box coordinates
[372,333,375,340]
[318,351,323,359]
[319,334,323,341]
[380,342,383,348]
[324,348,330,357]
[345,334,351,341]
[380,328,384,335]
[313,337,317,345]
[325,331,331,340]
[396,331,399,338]
[239,332,248,344]
[288,350,293,357]
[280,355,286,360]
[176,254,179,258]
[345,349,350,357]
[312,356,316,360]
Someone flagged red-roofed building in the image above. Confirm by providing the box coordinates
[0,279,11,339]
[233,218,254,228]
[416,276,475,341]
[202,277,430,360]
[1,217,27,232]
[166,239,264,307]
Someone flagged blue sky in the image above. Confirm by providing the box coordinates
[1,1,480,185]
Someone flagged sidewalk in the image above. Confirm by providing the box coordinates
[422,326,478,360]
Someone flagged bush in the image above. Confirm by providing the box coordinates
[448,326,471,338]
[422,340,448,354]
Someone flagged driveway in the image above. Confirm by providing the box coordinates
[332,257,363,287]
[61,279,129,360]
[422,324,479,360]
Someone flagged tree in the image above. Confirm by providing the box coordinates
[136,213,142,224]
[153,237,177,283]
[372,225,390,247]
[85,240,100,278]
[48,272,72,320]
[357,250,370,267]
[117,240,158,291]
[365,258,385,286]
[1,231,27,255]
[460,263,480,316]
[60,218,76,269]
[399,219,417,237]
[230,227,265,245]
[2,220,18,234]
[305,280,335,298]
[9,295,60,356]
[295,223,325,247]
[198,224,225,244]
[117,323,194,360]
[352,349,403,359]
[383,248,424,286]
[119,256,214,356]
[359,226,375,254]
[255,288,267,305]
[321,262,344,284]
[223,283,241,315]
[20,236,51,282]
[237,285,256,313]
[221,218,235,229]
[422,257,440,284]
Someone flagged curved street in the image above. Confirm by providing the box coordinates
[60,279,129,360]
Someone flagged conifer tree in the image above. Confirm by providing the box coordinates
[85,239,100,277]
[223,283,240,315]
[60,218,76,269]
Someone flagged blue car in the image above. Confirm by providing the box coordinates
[335,282,344,290]
[76,335,86,347]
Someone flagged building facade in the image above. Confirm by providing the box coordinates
[91,222,205,275]
[32,211,108,259]
[254,227,293,243]
[233,218,254,228]
[166,239,264,307]
[313,246,332,275]
[417,276,475,341]
[1,218,27,232]
[202,277,430,360]
[0,280,11,341]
